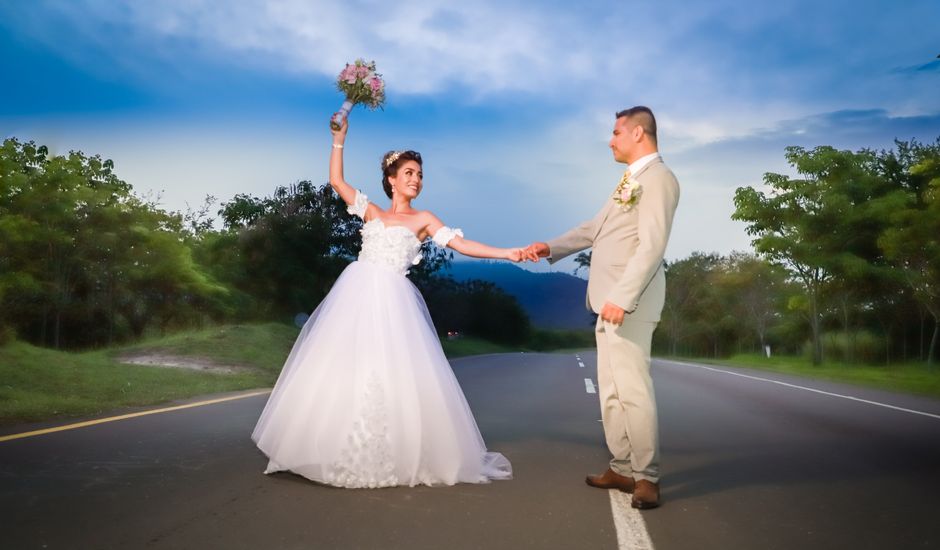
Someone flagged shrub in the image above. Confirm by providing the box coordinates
[803,330,885,364]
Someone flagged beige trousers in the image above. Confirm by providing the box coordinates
[595,317,660,483]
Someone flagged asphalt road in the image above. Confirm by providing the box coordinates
[2,353,940,549]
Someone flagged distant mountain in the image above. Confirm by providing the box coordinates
[442,261,595,330]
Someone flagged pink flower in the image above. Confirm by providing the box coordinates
[369,77,383,92]
[620,188,633,202]
[340,66,358,84]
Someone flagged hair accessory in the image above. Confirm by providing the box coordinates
[384,151,403,168]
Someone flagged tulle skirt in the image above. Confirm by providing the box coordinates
[251,260,512,488]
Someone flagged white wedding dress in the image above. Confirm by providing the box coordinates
[251,191,512,488]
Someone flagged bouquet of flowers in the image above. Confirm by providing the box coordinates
[613,170,643,212]
[330,59,386,130]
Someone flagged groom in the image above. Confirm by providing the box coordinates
[525,106,680,509]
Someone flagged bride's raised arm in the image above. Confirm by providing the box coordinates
[329,118,379,221]
[423,213,524,262]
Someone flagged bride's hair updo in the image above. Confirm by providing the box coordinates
[381,150,422,198]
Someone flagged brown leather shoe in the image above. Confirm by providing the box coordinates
[585,468,636,492]
[631,480,660,509]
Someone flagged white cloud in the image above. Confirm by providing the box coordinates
[39,0,596,97]
[20,0,937,128]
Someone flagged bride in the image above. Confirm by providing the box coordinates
[251,118,518,488]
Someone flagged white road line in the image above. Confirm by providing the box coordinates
[609,490,655,550]
[575,366,653,549]
[660,360,940,421]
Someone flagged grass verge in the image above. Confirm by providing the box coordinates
[685,353,940,399]
[0,323,299,426]
[114,323,300,374]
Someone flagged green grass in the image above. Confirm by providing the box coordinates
[0,323,299,426]
[688,353,940,399]
[114,323,300,375]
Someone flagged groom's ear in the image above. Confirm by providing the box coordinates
[632,124,645,142]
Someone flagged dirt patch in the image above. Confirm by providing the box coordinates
[116,353,250,375]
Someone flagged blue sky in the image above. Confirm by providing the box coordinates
[2,0,938,275]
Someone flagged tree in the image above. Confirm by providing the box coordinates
[660,252,722,356]
[218,181,363,318]
[409,241,453,289]
[573,251,592,276]
[1,139,131,346]
[720,252,791,354]
[419,275,531,345]
[0,138,223,347]
[734,146,881,365]
[877,139,940,366]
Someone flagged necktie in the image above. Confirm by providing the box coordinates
[614,170,632,195]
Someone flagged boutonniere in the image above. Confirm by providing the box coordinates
[613,171,642,212]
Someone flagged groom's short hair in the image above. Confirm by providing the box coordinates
[616,106,657,145]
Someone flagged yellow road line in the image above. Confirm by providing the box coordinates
[0,389,272,443]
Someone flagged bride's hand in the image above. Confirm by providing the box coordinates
[506,248,526,263]
[331,116,349,142]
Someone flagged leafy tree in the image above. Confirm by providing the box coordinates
[734,146,880,364]
[420,275,530,345]
[720,252,792,354]
[462,279,531,345]
[0,138,222,347]
[660,252,722,356]
[409,242,453,288]
[573,251,592,276]
[218,181,363,318]
[877,139,940,366]
[1,139,129,346]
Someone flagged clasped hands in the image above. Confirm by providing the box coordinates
[506,242,550,264]
[506,242,627,325]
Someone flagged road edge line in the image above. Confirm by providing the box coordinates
[0,390,272,443]
[659,360,940,421]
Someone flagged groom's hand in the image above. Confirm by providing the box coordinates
[523,242,550,262]
[600,302,625,325]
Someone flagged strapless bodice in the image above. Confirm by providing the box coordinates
[357,219,423,276]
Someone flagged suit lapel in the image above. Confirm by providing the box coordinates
[593,199,615,240]
[629,157,662,180]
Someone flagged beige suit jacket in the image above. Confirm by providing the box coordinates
[546,157,680,323]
